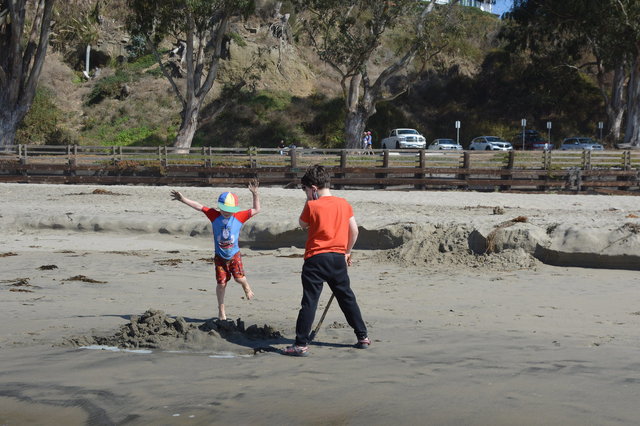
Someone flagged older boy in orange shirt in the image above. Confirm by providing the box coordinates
[282,165,369,356]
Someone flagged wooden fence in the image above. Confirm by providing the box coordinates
[0,144,639,193]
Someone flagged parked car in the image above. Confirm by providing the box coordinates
[468,136,513,151]
[560,137,604,150]
[428,138,463,150]
[511,130,552,150]
[381,128,427,149]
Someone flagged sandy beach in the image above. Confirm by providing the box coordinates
[1,182,639,425]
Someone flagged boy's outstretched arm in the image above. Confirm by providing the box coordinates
[248,179,261,216]
[171,190,204,211]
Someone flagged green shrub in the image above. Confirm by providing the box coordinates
[85,71,132,105]
[228,32,247,47]
[16,87,63,144]
[248,90,293,118]
[127,54,157,71]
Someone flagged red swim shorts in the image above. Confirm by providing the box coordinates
[214,252,245,284]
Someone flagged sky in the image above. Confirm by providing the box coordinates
[493,0,513,16]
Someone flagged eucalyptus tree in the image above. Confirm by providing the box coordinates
[292,0,462,148]
[127,0,254,151]
[0,0,56,147]
[504,0,640,145]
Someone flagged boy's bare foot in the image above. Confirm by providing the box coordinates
[219,308,226,320]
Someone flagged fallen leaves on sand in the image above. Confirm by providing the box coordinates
[627,213,639,218]
[64,275,107,284]
[3,278,30,286]
[65,188,128,196]
[0,252,18,257]
[198,257,214,263]
[624,223,640,234]
[5,278,35,292]
[107,251,145,256]
[38,264,58,270]
[155,258,182,266]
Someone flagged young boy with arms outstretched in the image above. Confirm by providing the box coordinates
[171,181,260,320]
[282,165,369,357]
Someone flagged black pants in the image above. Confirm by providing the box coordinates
[295,252,367,346]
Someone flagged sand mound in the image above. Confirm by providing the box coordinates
[63,309,283,353]
[381,222,539,271]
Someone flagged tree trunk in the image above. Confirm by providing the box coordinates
[0,111,19,148]
[343,73,378,149]
[344,109,368,150]
[0,0,55,147]
[608,63,626,141]
[624,54,640,147]
[174,101,201,153]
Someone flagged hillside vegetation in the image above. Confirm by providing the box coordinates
[18,0,606,149]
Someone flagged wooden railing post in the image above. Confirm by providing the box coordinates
[623,150,631,170]
[415,149,426,190]
[334,149,348,189]
[289,146,297,169]
[501,151,514,191]
[457,151,470,189]
[375,150,389,189]
[66,145,77,177]
[19,144,28,176]
[161,146,168,167]
[582,149,591,170]
[287,147,298,186]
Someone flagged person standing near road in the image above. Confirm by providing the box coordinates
[282,165,370,357]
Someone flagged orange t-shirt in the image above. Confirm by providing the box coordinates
[300,196,353,259]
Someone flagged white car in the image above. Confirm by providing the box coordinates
[468,136,513,151]
[428,138,463,150]
[560,137,604,150]
[381,128,427,149]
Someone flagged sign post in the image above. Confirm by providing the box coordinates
[546,121,552,147]
[455,120,461,146]
[598,121,604,141]
[521,119,527,150]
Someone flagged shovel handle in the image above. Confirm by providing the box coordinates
[308,293,335,343]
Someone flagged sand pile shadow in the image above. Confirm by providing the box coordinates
[63,309,284,354]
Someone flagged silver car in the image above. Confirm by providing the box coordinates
[560,137,604,150]
[428,138,463,150]
[468,136,513,151]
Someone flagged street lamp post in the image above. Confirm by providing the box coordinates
[547,121,552,147]
[455,120,461,146]
[521,119,527,151]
